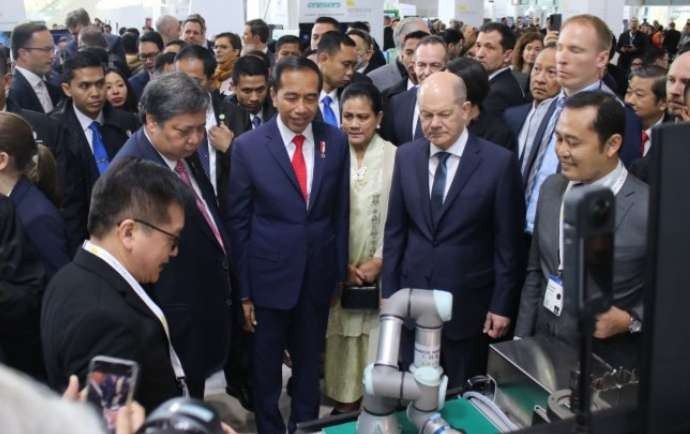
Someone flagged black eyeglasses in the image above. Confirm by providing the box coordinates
[132,218,180,250]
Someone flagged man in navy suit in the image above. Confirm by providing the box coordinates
[227,57,349,434]
[112,72,233,398]
[383,71,525,388]
[128,32,163,101]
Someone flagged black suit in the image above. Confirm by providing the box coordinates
[8,69,62,114]
[617,30,648,73]
[50,102,140,253]
[227,96,276,139]
[41,248,182,412]
[381,87,423,146]
[314,73,373,124]
[468,110,517,152]
[664,28,681,56]
[483,68,527,118]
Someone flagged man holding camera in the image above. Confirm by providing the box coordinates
[515,91,648,369]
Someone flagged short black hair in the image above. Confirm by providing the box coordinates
[442,28,463,45]
[276,35,301,52]
[62,49,105,83]
[127,27,140,37]
[87,157,192,238]
[446,57,489,106]
[563,91,626,147]
[104,67,139,112]
[346,29,372,50]
[215,32,242,51]
[629,64,667,102]
[65,8,90,29]
[232,55,269,86]
[0,50,8,76]
[183,17,205,32]
[165,39,187,50]
[340,80,383,114]
[154,51,177,73]
[122,32,139,54]
[245,49,270,68]
[245,19,270,44]
[10,21,48,59]
[349,21,370,33]
[175,44,217,79]
[316,31,356,56]
[315,16,340,30]
[140,31,164,52]
[479,22,517,51]
[404,30,430,44]
[271,56,323,92]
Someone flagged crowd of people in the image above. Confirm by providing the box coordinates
[0,7,688,434]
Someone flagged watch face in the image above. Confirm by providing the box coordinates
[630,319,642,333]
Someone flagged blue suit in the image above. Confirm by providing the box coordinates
[112,129,233,398]
[383,134,525,386]
[10,177,70,279]
[128,70,150,101]
[381,87,423,146]
[227,117,348,434]
[503,102,532,142]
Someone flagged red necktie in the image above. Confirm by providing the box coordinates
[291,135,308,201]
[640,130,649,155]
[174,160,226,253]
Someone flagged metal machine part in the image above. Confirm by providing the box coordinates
[356,288,461,434]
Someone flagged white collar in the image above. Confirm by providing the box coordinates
[73,103,104,131]
[276,113,314,146]
[489,66,511,81]
[429,127,469,159]
[569,159,628,196]
[15,65,44,88]
[406,78,416,90]
[320,88,338,103]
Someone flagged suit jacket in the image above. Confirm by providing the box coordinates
[382,77,409,103]
[514,173,648,366]
[113,128,233,396]
[10,177,70,279]
[503,102,532,141]
[227,118,349,310]
[227,94,276,138]
[65,33,125,63]
[483,68,527,118]
[368,59,406,92]
[469,110,517,152]
[382,134,525,340]
[381,87,423,146]
[617,31,648,72]
[128,70,150,101]
[664,28,681,54]
[314,73,373,124]
[41,248,181,412]
[8,68,63,114]
[51,102,139,253]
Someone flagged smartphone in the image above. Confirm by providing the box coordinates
[86,356,139,433]
[549,14,563,32]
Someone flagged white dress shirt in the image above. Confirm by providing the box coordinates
[406,78,416,91]
[319,88,340,127]
[518,97,555,168]
[276,115,315,203]
[73,103,105,154]
[250,112,263,129]
[205,94,218,193]
[15,65,54,113]
[428,128,469,200]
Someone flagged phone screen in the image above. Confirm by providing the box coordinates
[86,357,139,433]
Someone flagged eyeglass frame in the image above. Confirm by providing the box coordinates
[123,218,180,250]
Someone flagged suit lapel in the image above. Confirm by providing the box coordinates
[523,98,559,185]
[309,124,326,213]
[264,119,304,199]
[14,71,43,112]
[414,140,433,236]
[435,134,482,226]
[615,176,635,230]
[546,176,568,270]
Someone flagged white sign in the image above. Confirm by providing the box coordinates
[0,0,26,32]
[299,0,386,48]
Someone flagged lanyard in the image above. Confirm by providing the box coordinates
[83,241,189,397]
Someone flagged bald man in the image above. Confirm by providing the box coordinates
[382,71,525,387]
[665,51,690,119]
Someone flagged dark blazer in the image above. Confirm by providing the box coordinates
[616,30,648,72]
[113,128,233,397]
[0,195,46,380]
[483,68,527,118]
[503,102,532,140]
[10,177,70,279]
[8,68,63,114]
[227,94,276,138]
[664,28,681,55]
[51,102,140,253]
[381,77,409,103]
[469,110,517,152]
[514,173,648,368]
[65,33,125,62]
[382,134,525,340]
[381,87,424,146]
[314,73,373,124]
[41,248,181,412]
[128,70,150,101]
[227,117,349,310]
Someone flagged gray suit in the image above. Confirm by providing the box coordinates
[515,172,648,368]
[368,61,403,92]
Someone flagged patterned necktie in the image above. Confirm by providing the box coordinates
[291,134,308,201]
[252,115,262,129]
[174,160,225,253]
[431,152,452,221]
[321,95,338,127]
[88,121,110,174]
[36,80,54,113]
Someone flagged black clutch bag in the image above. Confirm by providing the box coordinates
[340,284,379,310]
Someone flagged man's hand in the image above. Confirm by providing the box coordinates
[242,299,257,333]
[221,422,238,434]
[357,258,383,284]
[594,306,630,339]
[544,30,559,46]
[483,312,511,339]
[115,402,145,434]
[62,374,87,401]
[208,124,234,153]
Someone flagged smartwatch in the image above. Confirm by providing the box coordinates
[628,312,642,334]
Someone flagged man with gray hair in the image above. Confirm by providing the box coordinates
[64,8,125,63]
[367,17,429,91]
[113,72,234,399]
[383,71,524,387]
[156,15,181,45]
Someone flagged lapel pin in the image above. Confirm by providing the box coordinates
[319,140,326,159]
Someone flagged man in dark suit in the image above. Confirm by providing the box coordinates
[64,8,125,63]
[229,55,275,136]
[9,22,63,113]
[664,21,681,59]
[382,35,447,146]
[51,51,140,253]
[476,22,526,117]
[113,72,233,398]
[315,31,360,127]
[381,30,430,101]
[382,71,525,388]
[128,31,163,101]
[617,17,648,76]
[515,92,648,369]
[227,57,349,434]
[242,18,275,65]
[42,158,188,412]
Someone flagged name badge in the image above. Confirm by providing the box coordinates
[543,274,564,317]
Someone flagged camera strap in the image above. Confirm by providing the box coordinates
[83,241,189,397]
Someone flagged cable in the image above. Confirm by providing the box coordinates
[463,391,520,432]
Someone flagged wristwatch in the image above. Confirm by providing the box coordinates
[628,312,642,334]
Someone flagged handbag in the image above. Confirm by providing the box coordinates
[340,283,380,310]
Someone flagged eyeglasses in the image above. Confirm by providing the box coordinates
[139,52,159,60]
[132,218,180,250]
[22,46,54,53]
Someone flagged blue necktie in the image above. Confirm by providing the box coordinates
[431,152,451,221]
[197,138,211,179]
[89,121,109,174]
[321,95,338,127]
[252,115,261,129]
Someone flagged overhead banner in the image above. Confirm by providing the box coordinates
[299,0,386,47]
